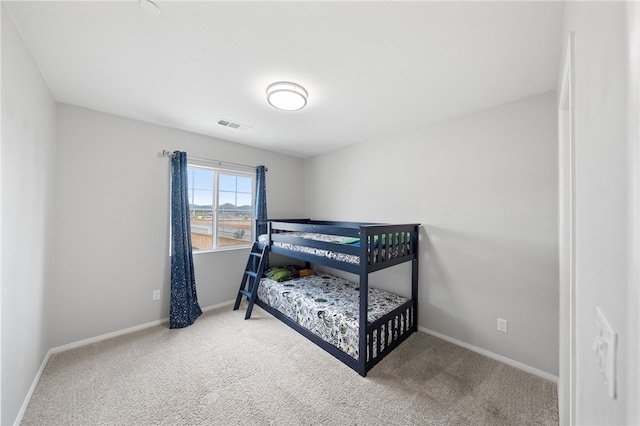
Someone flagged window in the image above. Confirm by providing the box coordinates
[187,163,254,252]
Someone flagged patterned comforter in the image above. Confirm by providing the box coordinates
[256,272,408,360]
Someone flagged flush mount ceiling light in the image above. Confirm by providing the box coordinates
[139,0,161,16]
[266,82,308,111]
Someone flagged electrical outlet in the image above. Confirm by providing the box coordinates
[497,318,508,333]
[593,307,617,399]
[152,290,160,301]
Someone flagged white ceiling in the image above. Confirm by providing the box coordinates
[6,1,565,158]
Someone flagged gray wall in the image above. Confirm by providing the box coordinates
[304,92,559,376]
[52,104,307,348]
[561,2,640,425]
[1,4,57,425]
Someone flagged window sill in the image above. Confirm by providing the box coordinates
[192,244,252,255]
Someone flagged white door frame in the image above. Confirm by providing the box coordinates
[558,31,576,426]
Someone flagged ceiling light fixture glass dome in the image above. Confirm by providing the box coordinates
[139,0,161,16]
[266,82,308,111]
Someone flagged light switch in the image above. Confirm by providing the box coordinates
[593,307,617,399]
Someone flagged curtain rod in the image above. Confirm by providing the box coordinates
[161,150,267,171]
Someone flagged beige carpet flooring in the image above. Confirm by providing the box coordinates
[21,305,558,425]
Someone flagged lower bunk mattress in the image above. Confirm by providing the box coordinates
[256,272,409,360]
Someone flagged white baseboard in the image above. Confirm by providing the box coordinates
[51,318,167,354]
[51,299,234,354]
[418,326,558,383]
[202,299,234,313]
[14,348,54,426]
[14,299,235,426]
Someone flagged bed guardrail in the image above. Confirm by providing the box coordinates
[267,220,419,273]
[365,300,415,371]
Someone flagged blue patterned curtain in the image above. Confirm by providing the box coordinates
[255,165,267,238]
[170,151,202,329]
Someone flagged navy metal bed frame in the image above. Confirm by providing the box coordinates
[254,219,419,377]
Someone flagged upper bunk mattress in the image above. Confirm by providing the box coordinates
[258,232,405,265]
[256,272,408,360]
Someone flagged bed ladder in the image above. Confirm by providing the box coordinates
[233,242,268,319]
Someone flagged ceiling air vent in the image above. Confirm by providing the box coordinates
[217,119,251,131]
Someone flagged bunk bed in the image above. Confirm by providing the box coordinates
[248,219,419,377]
